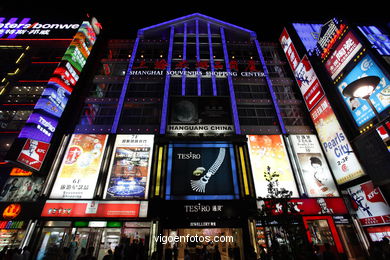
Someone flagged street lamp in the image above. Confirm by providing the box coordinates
[342,75,390,136]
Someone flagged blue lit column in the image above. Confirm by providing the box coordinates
[220,27,241,134]
[182,23,187,96]
[208,23,217,96]
[196,19,201,96]
[160,26,175,134]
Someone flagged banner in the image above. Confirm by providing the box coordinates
[104,135,154,199]
[247,135,299,198]
[16,139,50,171]
[337,54,390,127]
[310,97,365,184]
[289,135,339,197]
[50,134,108,199]
[347,181,390,226]
[0,176,44,202]
[279,28,301,71]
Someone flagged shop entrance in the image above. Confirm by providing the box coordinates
[162,228,243,260]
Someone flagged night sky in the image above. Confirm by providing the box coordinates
[1,1,389,41]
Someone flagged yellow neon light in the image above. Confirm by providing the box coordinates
[7,68,20,76]
[155,146,164,196]
[239,146,250,196]
[16,53,25,64]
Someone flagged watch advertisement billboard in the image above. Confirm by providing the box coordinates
[347,181,390,226]
[289,135,339,197]
[279,28,301,72]
[166,143,239,200]
[50,134,108,199]
[247,135,299,198]
[325,31,362,80]
[294,56,325,111]
[104,135,154,199]
[16,139,50,171]
[337,54,390,127]
[0,176,44,202]
[310,97,365,184]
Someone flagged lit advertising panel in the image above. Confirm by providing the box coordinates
[50,134,108,199]
[358,26,390,56]
[310,97,365,184]
[0,176,44,202]
[294,56,325,111]
[325,31,362,80]
[279,28,301,72]
[292,23,322,54]
[104,135,154,199]
[19,112,58,143]
[337,55,390,127]
[247,135,299,198]
[347,181,390,226]
[16,139,50,171]
[41,200,148,218]
[166,143,239,200]
[289,135,339,197]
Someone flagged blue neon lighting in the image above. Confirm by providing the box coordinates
[196,19,201,96]
[182,23,187,96]
[208,22,218,96]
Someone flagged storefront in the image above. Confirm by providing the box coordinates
[35,200,152,260]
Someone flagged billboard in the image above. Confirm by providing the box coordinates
[16,139,50,171]
[279,28,301,72]
[166,143,239,200]
[347,181,390,226]
[292,23,322,54]
[310,97,365,184]
[104,135,154,199]
[247,135,299,198]
[0,176,44,202]
[358,26,390,56]
[337,54,390,127]
[289,135,339,197]
[50,134,108,199]
[325,31,362,80]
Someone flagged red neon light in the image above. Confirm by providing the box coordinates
[0,38,72,41]
[18,80,48,83]
[321,24,347,59]
[2,103,35,106]
[31,61,60,64]
[302,216,344,253]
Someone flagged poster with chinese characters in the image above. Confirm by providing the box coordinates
[247,135,299,198]
[16,139,50,171]
[104,135,154,199]
[310,97,365,184]
[50,134,108,199]
[347,181,390,226]
[289,135,339,197]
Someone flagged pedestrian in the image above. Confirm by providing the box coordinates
[322,243,335,260]
[214,245,221,260]
[103,249,114,260]
[184,249,190,260]
[84,247,97,260]
[0,246,8,259]
[77,248,87,260]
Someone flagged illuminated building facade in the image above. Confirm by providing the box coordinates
[2,13,387,260]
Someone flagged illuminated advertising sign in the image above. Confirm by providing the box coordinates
[19,112,58,143]
[310,97,365,184]
[41,200,148,218]
[257,197,348,215]
[247,135,299,198]
[166,143,239,200]
[325,31,362,80]
[294,56,325,111]
[9,168,33,176]
[347,181,390,226]
[16,139,50,171]
[292,23,322,54]
[316,19,346,59]
[0,176,44,202]
[289,135,339,197]
[279,28,301,72]
[358,26,390,56]
[337,55,390,127]
[104,135,154,199]
[50,134,108,199]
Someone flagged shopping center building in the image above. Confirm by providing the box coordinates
[0,13,389,260]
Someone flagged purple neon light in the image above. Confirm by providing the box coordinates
[208,23,217,96]
[220,28,241,135]
[0,17,18,38]
[196,19,201,96]
[160,26,175,134]
[181,23,187,96]
[254,39,287,134]
[8,18,31,39]
[111,37,140,133]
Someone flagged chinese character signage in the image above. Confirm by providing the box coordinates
[325,31,362,80]
[337,55,390,127]
[104,135,154,199]
[347,181,390,226]
[247,135,299,198]
[310,97,365,184]
[289,135,339,197]
[16,139,50,171]
[294,56,325,111]
[166,143,239,200]
[279,28,301,71]
[50,134,108,199]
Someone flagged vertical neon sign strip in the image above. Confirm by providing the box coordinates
[196,19,201,96]
[111,37,140,133]
[254,39,287,134]
[220,27,241,134]
[159,26,175,134]
[208,23,217,96]
[181,23,187,96]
